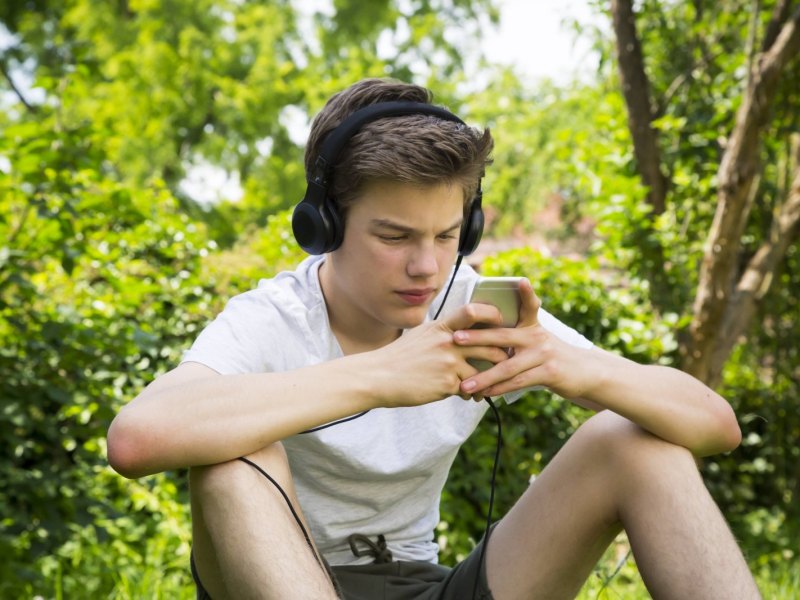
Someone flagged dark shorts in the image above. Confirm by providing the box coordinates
[191,533,494,600]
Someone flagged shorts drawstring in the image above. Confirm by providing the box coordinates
[347,533,394,564]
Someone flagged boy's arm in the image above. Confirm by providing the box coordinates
[108,358,377,478]
[452,279,742,457]
[107,303,510,478]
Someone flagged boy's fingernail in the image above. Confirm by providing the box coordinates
[462,380,476,391]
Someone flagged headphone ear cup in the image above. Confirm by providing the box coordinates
[292,183,337,255]
[325,198,345,252]
[458,197,485,256]
[292,185,345,254]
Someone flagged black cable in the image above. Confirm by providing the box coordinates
[473,396,502,600]
[236,456,328,575]
[240,397,503,599]
[433,254,464,321]
[297,254,465,435]
[237,253,504,598]
[300,410,370,433]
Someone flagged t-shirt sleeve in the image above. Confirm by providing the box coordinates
[180,292,280,375]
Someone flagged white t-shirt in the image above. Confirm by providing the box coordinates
[181,255,593,565]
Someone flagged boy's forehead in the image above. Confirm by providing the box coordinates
[352,181,465,218]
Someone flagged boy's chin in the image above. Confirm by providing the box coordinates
[394,308,431,329]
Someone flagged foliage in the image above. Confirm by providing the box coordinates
[0,0,500,595]
[463,72,607,238]
[572,0,800,559]
[574,535,800,599]
[0,100,212,595]
[200,208,306,305]
[1,0,797,596]
[454,1,800,565]
[0,0,496,241]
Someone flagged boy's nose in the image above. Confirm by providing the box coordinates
[407,242,439,278]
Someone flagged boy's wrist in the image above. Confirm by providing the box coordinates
[337,352,393,411]
[561,346,611,403]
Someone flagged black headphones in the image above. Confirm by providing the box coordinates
[292,101,485,256]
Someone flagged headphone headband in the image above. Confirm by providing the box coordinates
[310,102,467,188]
[293,100,484,256]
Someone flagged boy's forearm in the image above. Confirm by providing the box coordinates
[578,350,741,456]
[108,355,385,478]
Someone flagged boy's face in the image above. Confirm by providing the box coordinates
[320,179,465,345]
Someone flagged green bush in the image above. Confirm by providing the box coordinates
[0,116,211,596]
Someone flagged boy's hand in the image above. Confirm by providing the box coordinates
[452,279,597,400]
[373,303,512,408]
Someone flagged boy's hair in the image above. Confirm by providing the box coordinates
[304,78,493,217]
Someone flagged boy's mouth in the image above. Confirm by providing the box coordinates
[396,288,435,305]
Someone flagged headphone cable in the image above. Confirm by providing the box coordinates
[238,397,502,599]
[298,254,465,435]
[237,253,503,597]
[473,396,502,599]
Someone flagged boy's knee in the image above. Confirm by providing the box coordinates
[573,411,696,476]
[190,442,291,500]
[246,441,290,472]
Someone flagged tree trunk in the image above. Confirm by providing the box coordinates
[684,6,800,385]
[708,138,800,385]
[610,0,668,215]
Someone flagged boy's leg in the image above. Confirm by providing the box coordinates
[189,443,338,600]
[484,410,760,600]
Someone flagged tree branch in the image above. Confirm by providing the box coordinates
[610,0,668,215]
[762,0,794,52]
[0,53,36,113]
[685,6,800,383]
[659,47,725,116]
[707,139,800,386]
[745,0,762,92]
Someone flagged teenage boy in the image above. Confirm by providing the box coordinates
[108,78,761,599]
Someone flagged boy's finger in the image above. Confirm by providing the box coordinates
[442,302,504,332]
[517,278,540,327]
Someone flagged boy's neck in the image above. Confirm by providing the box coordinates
[318,260,403,356]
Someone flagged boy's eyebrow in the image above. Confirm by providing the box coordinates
[370,218,463,234]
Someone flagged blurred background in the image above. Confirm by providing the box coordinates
[1,0,798,597]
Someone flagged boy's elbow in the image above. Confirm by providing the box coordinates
[700,395,742,456]
[107,411,156,479]
[718,408,742,453]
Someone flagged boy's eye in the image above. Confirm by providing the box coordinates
[437,233,457,240]
[378,235,406,242]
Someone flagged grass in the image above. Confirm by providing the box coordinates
[100,542,797,600]
[33,526,798,599]
[576,533,800,599]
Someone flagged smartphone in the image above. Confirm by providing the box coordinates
[467,276,525,372]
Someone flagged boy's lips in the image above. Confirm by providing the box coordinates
[396,288,435,305]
